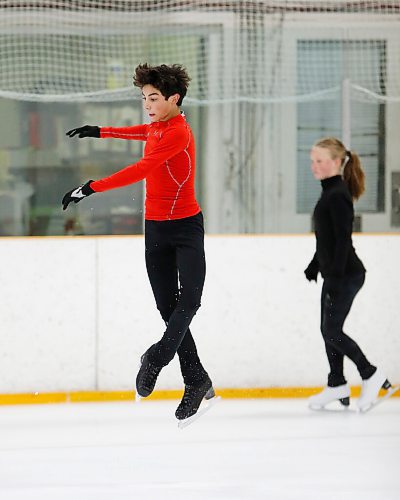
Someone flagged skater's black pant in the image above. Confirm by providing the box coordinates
[144,212,208,385]
[321,273,375,387]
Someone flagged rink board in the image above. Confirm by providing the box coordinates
[0,234,399,396]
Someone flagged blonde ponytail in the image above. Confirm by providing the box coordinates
[342,150,365,200]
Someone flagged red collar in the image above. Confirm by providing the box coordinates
[152,112,185,128]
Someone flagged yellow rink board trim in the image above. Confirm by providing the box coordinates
[0,386,399,405]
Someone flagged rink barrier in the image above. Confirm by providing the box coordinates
[0,386,398,405]
[1,234,399,394]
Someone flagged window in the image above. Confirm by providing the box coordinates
[0,98,204,236]
[296,40,386,216]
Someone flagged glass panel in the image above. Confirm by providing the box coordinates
[296,40,385,216]
[0,98,203,236]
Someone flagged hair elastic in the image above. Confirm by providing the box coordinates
[342,150,351,168]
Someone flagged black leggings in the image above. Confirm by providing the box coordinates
[321,273,375,387]
[144,212,208,385]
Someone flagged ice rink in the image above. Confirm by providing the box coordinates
[0,398,399,500]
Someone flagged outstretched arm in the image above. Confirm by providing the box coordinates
[66,124,149,141]
[100,124,148,141]
[62,125,190,209]
[91,126,189,192]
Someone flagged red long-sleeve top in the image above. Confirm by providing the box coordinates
[90,113,201,221]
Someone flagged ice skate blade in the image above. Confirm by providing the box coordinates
[178,396,221,429]
[358,385,400,413]
[309,404,357,413]
[205,386,215,400]
[308,396,352,412]
[135,360,142,402]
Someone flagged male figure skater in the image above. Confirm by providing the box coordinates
[62,63,214,420]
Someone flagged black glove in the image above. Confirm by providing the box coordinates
[62,180,95,210]
[66,125,100,138]
[304,260,319,282]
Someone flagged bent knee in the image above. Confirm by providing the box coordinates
[321,327,342,344]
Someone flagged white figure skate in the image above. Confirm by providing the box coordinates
[308,383,351,411]
[357,369,399,413]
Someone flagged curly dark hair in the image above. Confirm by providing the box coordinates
[133,63,191,106]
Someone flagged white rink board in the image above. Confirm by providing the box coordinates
[0,238,97,393]
[0,234,399,392]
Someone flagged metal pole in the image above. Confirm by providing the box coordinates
[341,78,351,149]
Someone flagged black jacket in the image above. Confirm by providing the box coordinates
[310,175,365,279]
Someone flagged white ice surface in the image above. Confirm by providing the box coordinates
[0,398,399,500]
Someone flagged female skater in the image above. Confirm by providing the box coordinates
[305,137,392,412]
[62,63,214,420]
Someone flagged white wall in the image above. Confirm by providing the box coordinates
[0,234,399,393]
